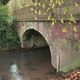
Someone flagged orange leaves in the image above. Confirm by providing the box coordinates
[64,71,80,80]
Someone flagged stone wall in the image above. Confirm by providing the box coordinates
[16,21,80,72]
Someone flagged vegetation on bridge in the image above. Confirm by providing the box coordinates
[0,4,20,51]
[8,0,80,22]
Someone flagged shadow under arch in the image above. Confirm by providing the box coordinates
[21,29,55,72]
[22,29,49,49]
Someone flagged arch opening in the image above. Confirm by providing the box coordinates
[20,29,56,79]
[22,29,49,49]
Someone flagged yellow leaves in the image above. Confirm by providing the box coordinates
[30,8,34,11]
[17,0,22,8]
[34,14,37,20]
[68,22,72,25]
[61,19,64,24]
[47,8,50,12]
[52,18,55,21]
[48,15,51,20]
[51,18,57,25]
[52,21,55,25]
[58,1,62,6]
[31,8,42,16]
[34,2,38,6]
[11,0,77,27]
[48,17,50,20]
[61,0,64,4]
[73,27,77,32]
[38,10,41,15]
[61,26,77,34]
[44,13,46,15]
[62,28,67,33]
[8,0,17,15]
[52,18,57,23]
[55,0,64,6]
[42,4,46,8]
[56,0,58,4]
[64,7,68,15]
[34,16,37,20]
[51,4,55,9]
[34,10,38,14]
[16,0,33,8]
[8,0,33,14]
[75,3,78,7]
[69,14,76,23]
[38,3,41,6]
[50,0,53,3]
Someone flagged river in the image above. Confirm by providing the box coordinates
[0,47,62,80]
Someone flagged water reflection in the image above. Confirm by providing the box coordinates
[10,63,23,80]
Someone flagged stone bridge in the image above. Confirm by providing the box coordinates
[15,0,80,72]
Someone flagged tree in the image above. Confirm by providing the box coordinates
[0,5,20,50]
[0,0,10,5]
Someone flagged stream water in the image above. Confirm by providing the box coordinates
[0,47,61,80]
[10,63,23,80]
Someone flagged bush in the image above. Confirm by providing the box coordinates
[0,5,21,51]
[0,0,10,5]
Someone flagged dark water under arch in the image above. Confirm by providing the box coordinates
[0,47,59,80]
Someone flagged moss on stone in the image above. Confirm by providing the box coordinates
[60,56,80,72]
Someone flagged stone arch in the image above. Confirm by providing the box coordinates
[17,22,60,72]
[22,28,50,49]
[21,28,54,68]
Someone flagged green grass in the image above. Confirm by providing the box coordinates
[60,56,80,72]
[0,5,8,15]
